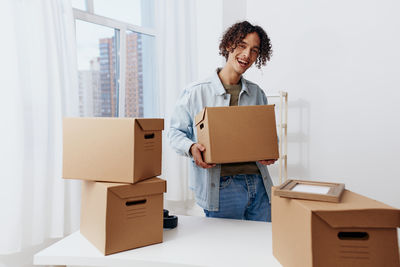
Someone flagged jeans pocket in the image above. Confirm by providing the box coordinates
[219,176,232,190]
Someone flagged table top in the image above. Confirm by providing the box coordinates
[34,215,282,267]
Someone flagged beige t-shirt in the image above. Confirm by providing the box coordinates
[220,83,260,177]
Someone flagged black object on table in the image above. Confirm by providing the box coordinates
[163,209,178,229]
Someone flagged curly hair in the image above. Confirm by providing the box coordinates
[219,21,272,68]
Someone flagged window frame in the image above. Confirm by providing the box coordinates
[73,0,155,117]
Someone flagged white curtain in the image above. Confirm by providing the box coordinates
[0,0,80,254]
[155,0,199,213]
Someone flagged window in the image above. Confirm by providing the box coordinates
[73,0,155,118]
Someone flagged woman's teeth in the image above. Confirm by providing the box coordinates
[237,59,248,66]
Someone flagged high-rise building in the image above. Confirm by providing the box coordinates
[90,58,102,116]
[125,33,143,117]
[99,37,117,117]
[78,58,100,116]
[97,33,143,118]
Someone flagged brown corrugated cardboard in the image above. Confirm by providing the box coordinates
[80,177,167,255]
[194,105,279,163]
[63,117,164,183]
[272,187,400,267]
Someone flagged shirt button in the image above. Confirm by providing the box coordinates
[211,183,216,188]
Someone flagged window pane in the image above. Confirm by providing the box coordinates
[93,0,154,27]
[71,0,86,10]
[125,31,156,118]
[75,20,120,117]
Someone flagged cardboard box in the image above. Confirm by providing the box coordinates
[63,117,164,183]
[194,105,279,163]
[80,177,167,255]
[272,187,400,267]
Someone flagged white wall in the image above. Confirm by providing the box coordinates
[195,0,247,78]
[244,0,400,208]
[222,0,246,28]
[195,0,223,79]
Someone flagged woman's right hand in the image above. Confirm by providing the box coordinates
[190,143,216,169]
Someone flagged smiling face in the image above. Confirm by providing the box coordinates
[226,32,260,76]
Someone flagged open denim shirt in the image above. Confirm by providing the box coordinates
[168,70,274,211]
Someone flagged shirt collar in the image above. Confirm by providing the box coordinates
[240,78,251,96]
[211,68,251,96]
[211,69,227,96]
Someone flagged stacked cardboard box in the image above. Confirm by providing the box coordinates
[63,117,166,255]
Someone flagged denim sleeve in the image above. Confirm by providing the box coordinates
[260,88,268,105]
[167,88,195,158]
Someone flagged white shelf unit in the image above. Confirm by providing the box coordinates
[266,91,288,184]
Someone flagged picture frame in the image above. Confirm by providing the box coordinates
[274,179,345,203]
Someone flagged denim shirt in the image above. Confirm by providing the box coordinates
[167,69,274,211]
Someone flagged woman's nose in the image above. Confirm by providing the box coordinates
[242,49,250,58]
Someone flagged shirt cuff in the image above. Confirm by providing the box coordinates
[185,141,195,158]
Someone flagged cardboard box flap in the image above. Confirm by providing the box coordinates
[295,190,396,211]
[194,108,207,126]
[135,119,164,131]
[314,209,400,229]
[107,178,167,199]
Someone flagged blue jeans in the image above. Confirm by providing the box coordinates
[204,174,271,222]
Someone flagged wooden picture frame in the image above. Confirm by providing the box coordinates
[274,179,345,203]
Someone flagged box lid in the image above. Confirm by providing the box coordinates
[135,119,164,131]
[101,177,166,198]
[314,209,400,228]
[295,190,400,228]
[194,105,276,126]
[194,108,206,127]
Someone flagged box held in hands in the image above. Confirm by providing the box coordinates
[195,105,279,164]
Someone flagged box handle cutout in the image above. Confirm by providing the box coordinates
[337,232,369,240]
[126,199,146,206]
[200,123,204,130]
[144,133,155,139]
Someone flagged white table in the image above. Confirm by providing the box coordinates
[34,215,282,267]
